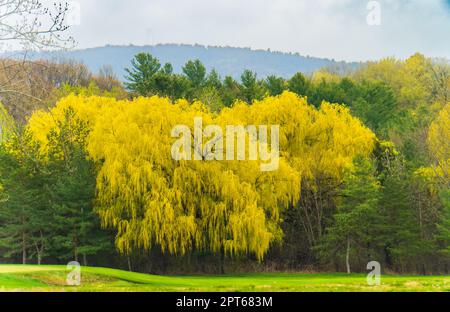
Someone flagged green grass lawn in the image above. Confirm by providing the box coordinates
[0,265,449,292]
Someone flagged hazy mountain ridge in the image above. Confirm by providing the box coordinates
[18,44,362,80]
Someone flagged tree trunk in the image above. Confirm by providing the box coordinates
[346,238,351,274]
[34,238,43,265]
[83,254,87,266]
[219,247,225,275]
[127,256,132,272]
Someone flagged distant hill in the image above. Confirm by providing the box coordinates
[10,44,361,80]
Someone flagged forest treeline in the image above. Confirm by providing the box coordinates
[0,52,448,275]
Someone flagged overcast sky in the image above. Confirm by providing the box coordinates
[63,0,450,62]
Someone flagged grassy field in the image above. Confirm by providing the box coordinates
[0,265,449,292]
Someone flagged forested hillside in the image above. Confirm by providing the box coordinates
[0,51,448,275]
[16,44,360,80]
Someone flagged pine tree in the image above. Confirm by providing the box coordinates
[265,75,286,96]
[319,156,382,273]
[379,160,423,273]
[125,53,161,96]
[435,190,450,271]
[45,107,112,264]
[240,70,263,103]
[287,72,310,97]
[182,59,207,88]
[0,130,51,264]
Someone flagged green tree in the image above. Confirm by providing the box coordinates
[170,75,191,100]
[240,70,263,103]
[182,59,207,88]
[125,53,161,96]
[161,63,173,75]
[222,76,241,107]
[0,130,51,264]
[436,190,450,260]
[378,160,423,272]
[45,108,112,264]
[205,69,222,90]
[310,80,346,108]
[352,81,398,137]
[152,71,174,98]
[319,156,382,273]
[265,75,286,96]
[287,72,310,97]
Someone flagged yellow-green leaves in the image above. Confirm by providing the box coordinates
[0,102,15,143]
[428,103,450,184]
[26,91,375,260]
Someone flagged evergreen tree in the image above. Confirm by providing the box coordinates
[435,191,450,264]
[240,70,263,103]
[161,63,173,75]
[182,59,207,88]
[265,75,286,96]
[222,76,241,107]
[45,108,112,264]
[351,81,398,137]
[287,72,310,97]
[205,69,222,90]
[319,156,382,273]
[378,160,423,272]
[0,131,51,264]
[125,53,161,95]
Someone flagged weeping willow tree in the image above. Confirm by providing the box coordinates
[27,92,375,261]
[219,92,376,246]
[87,96,299,260]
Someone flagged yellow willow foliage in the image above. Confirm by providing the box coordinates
[86,97,299,260]
[311,70,342,84]
[219,92,375,185]
[26,91,375,260]
[27,95,116,156]
[428,103,450,183]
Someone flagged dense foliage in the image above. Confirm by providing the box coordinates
[0,52,448,275]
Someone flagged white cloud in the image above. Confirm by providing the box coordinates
[65,0,450,61]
